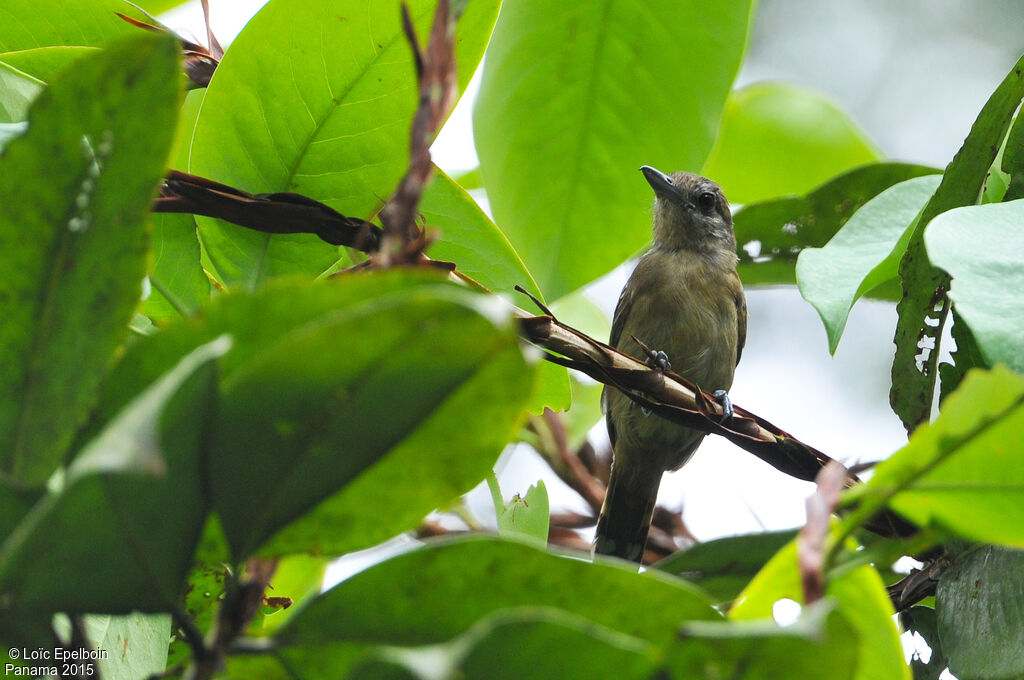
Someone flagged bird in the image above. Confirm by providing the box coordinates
[594,166,747,564]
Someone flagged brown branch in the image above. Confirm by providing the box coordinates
[535,408,606,515]
[155,170,383,251]
[549,511,596,529]
[516,302,918,540]
[117,8,222,88]
[375,0,458,260]
[888,553,950,612]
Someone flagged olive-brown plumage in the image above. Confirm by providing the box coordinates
[594,166,747,563]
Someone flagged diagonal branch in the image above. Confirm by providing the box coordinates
[154,170,383,251]
[516,295,917,540]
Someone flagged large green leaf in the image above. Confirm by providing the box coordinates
[0,337,226,616]
[937,545,1024,680]
[364,609,660,680]
[653,529,797,605]
[189,0,500,288]
[0,1,146,80]
[732,162,938,287]
[703,82,881,205]
[82,271,535,560]
[0,47,101,84]
[797,175,941,352]
[212,281,535,558]
[474,0,754,300]
[80,613,172,680]
[924,199,1024,373]
[144,88,210,323]
[890,53,1024,432]
[85,272,452,445]
[845,366,1024,547]
[273,536,717,675]
[0,34,181,484]
[730,539,908,680]
[0,482,40,545]
[421,169,541,299]
[669,602,858,680]
[133,0,192,14]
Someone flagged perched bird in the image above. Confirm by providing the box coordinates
[594,166,747,563]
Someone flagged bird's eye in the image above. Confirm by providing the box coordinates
[697,191,716,211]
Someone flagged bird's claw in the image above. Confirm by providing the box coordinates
[645,349,672,373]
[711,389,733,423]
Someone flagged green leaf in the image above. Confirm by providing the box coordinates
[703,82,882,204]
[144,89,210,323]
[211,281,535,558]
[0,34,181,484]
[924,199,1024,373]
[890,53,1024,433]
[900,606,946,680]
[669,602,858,680]
[0,337,227,616]
[846,366,1024,547]
[733,162,939,287]
[166,562,227,669]
[937,308,988,404]
[0,1,143,50]
[0,61,42,123]
[797,175,941,352]
[406,609,659,680]
[352,609,660,680]
[0,483,39,545]
[249,554,328,635]
[0,47,100,84]
[420,169,541,299]
[274,536,716,675]
[474,0,754,300]
[132,0,193,14]
[496,480,550,545]
[653,529,797,605]
[936,545,1024,680]
[81,612,172,680]
[730,539,908,680]
[189,0,500,288]
[84,272,537,560]
[145,213,210,323]
[0,2,148,83]
[85,271,447,450]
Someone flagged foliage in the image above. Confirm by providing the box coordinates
[0,2,1021,679]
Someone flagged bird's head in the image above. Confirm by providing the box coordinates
[640,165,735,254]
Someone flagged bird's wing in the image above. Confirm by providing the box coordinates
[734,278,747,366]
[601,277,637,447]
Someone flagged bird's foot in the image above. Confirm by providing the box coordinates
[644,349,672,373]
[638,348,670,417]
[711,389,734,423]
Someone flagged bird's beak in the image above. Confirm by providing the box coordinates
[640,165,688,206]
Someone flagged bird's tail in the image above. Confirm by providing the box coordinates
[593,463,662,564]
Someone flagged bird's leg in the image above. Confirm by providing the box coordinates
[711,389,734,423]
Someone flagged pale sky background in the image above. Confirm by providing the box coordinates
[161,1,1024,601]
